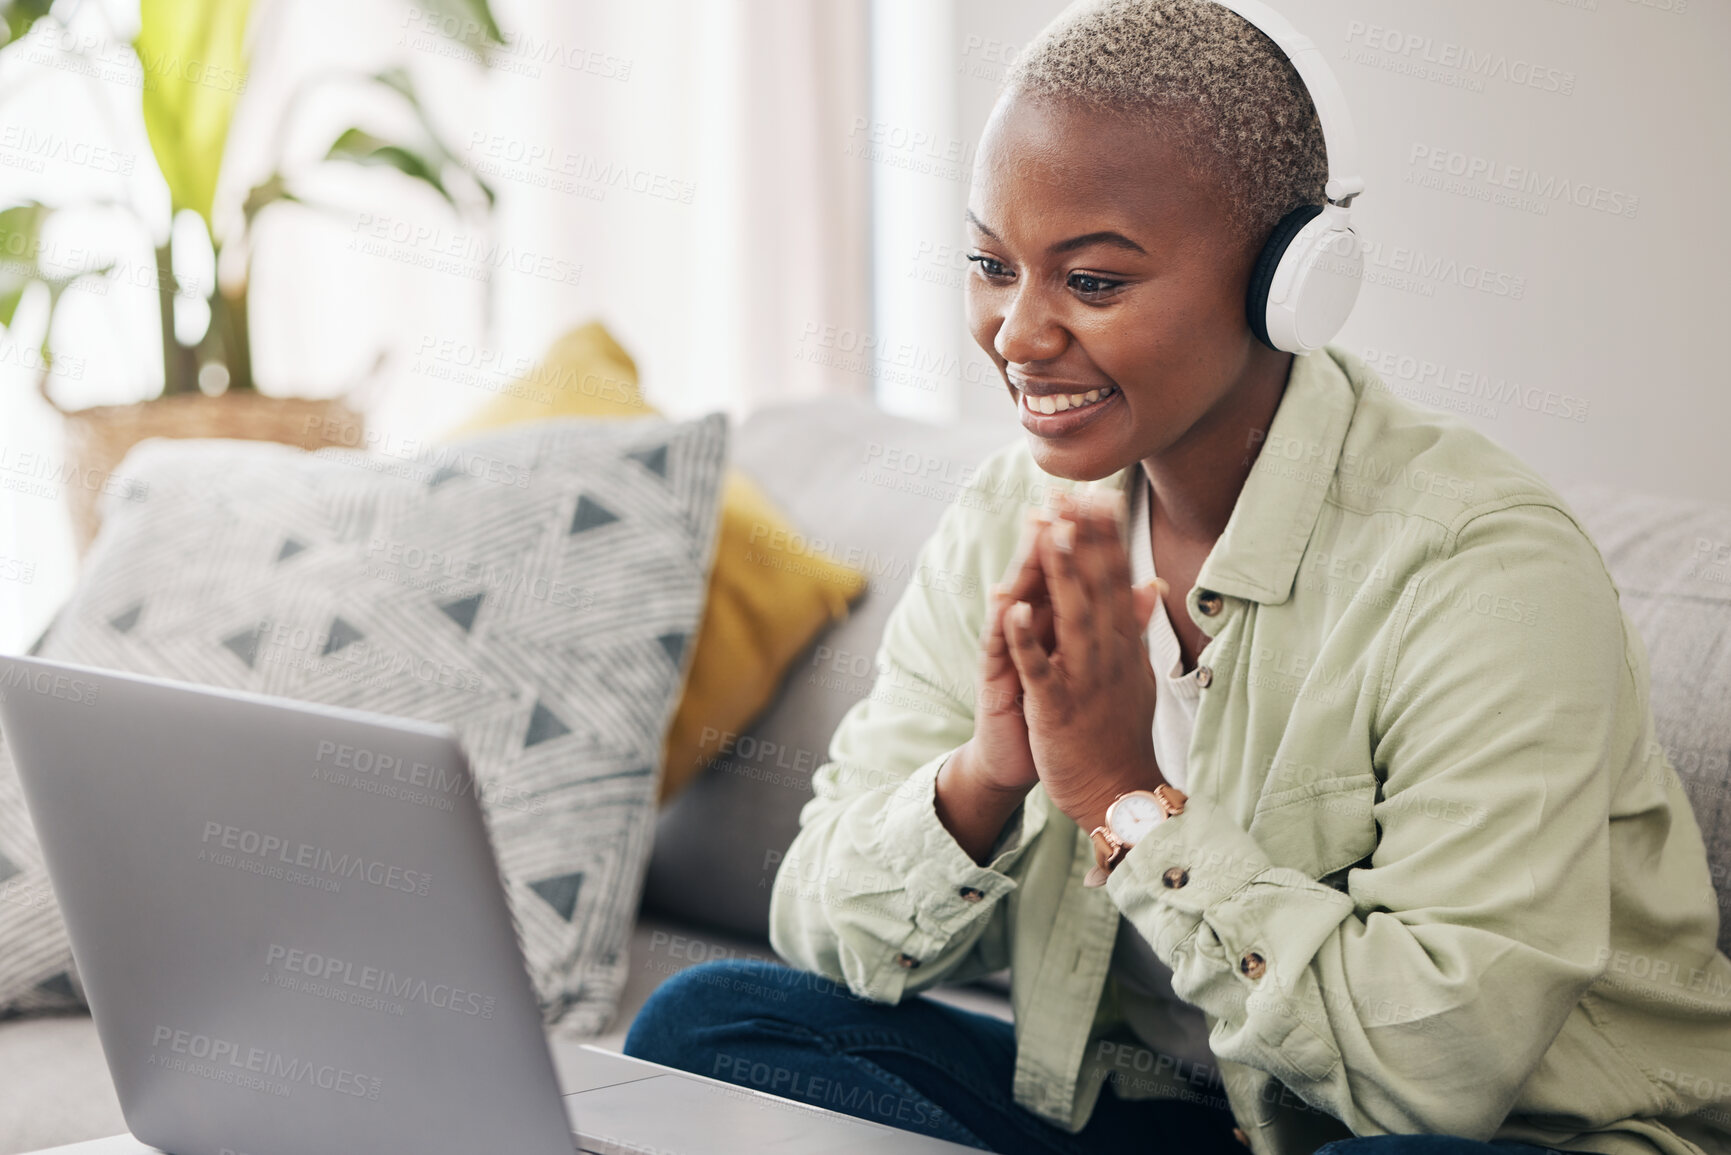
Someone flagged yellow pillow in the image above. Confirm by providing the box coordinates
[443,320,867,805]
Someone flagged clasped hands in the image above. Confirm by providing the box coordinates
[966,488,1170,838]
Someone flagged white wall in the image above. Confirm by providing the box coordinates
[879,0,1730,505]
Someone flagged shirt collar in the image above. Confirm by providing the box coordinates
[1109,347,1358,610]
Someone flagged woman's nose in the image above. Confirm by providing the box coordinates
[994,284,1066,366]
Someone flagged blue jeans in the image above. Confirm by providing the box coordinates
[622,958,1560,1155]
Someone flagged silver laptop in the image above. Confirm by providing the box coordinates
[0,655,976,1155]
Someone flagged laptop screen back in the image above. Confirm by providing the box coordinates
[0,655,575,1155]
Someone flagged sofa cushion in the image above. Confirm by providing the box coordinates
[443,321,869,806]
[642,398,1014,938]
[1559,480,1731,957]
[0,414,728,1037]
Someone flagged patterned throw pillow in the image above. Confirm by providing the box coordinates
[0,413,727,1038]
[444,320,868,804]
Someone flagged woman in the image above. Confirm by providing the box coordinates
[625,2,1731,1152]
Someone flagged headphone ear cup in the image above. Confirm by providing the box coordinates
[1246,204,1324,350]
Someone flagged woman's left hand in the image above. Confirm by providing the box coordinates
[1003,489,1167,834]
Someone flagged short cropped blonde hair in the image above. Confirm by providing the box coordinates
[1002,0,1329,244]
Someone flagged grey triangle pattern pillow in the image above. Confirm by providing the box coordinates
[0,413,727,1037]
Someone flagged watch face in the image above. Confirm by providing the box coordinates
[1109,792,1164,844]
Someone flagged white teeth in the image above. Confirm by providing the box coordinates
[1022,385,1114,416]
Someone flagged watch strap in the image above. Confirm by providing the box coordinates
[1083,783,1187,888]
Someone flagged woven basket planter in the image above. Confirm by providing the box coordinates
[56,392,365,556]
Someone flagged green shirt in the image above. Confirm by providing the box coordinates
[768,346,1731,1155]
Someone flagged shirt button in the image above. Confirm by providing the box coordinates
[1239,951,1266,980]
[896,952,921,969]
[1161,866,1189,889]
[958,886,984,902]
[1197,590,1223,616]
[1196,666,1213,688]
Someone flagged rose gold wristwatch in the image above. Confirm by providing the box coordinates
[1084,783,1186,888]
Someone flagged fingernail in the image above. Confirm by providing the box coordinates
[1053,520,1075,552]
[1013,600,1033,627]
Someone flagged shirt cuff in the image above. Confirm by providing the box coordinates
[1104,797,1354,1036]
[1104,795,1352,957]
[877,748,1045,946]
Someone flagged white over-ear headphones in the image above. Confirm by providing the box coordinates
[1211,0,1366,354]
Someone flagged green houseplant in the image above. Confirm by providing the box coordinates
[0,0,501,550]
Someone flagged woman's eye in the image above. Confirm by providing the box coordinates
[965,256,1123,300]
[966,253,1010,279]
[1068,272,1124,298]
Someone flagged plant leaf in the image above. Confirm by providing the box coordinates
[372,65,416,103]
[0,200,50,254]
[0,0,55,51]
[241,171,298,229]
[412,0,503,50]
[0,201,52,325]
[0,285,24,328]
[33,272,91,367]
[365,69,495,208]
[0,198,108,359]
[136,0,253,224]
[326,128,455,209]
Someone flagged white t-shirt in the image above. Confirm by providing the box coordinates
[1107,471,1215,1070]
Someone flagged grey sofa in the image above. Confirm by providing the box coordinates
[2,397,1728,1153]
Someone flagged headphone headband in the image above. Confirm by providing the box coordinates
[1209,0,1365,206]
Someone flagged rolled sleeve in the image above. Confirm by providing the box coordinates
[767,458,1052,1004]
[1105,799,1355,1082]
[1104,798,1283,945]
[884,749,1043,956]
[1099,502,1628,1138]
[771,740,1050,1004]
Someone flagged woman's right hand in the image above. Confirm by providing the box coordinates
[936,509,1056,863]
[940,493,1161,862]
[961,510,1058,796]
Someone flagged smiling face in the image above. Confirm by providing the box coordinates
[965,91,1288,483]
